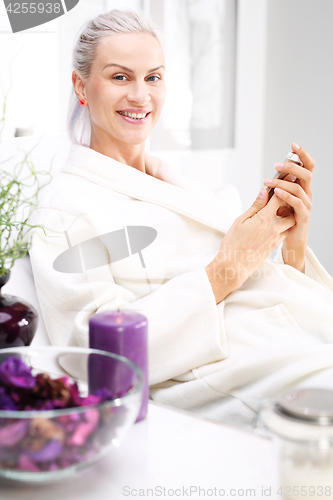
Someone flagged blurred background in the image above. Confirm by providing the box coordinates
[0,0,332,273]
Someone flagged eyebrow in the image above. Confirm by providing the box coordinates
[102,63,165,73]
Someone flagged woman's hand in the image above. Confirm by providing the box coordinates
[263,143,315,273]
[205,189,295,304]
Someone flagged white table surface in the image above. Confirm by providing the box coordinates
[0,401,279,500]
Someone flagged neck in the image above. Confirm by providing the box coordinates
[89,133,146,173]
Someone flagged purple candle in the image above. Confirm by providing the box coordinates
[88,301,148,423]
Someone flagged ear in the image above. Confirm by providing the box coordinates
[72,70,86,100]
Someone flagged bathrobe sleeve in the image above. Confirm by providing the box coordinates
[273,242,333,293]
[28,206,226,387]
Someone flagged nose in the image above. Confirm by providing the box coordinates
[126,81,151,105]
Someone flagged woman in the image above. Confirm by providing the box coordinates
[29,9,333,430]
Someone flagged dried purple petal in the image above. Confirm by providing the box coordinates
[18,454,39,472]
[26,439,63,462]
[0,357,36,389]
[57,447,85,468]
[30,400,55,411]
[84,409,100,427]
[0,356,130,474]
[66,409,99,446]
[69,382,80,406]
[10,392,20,403]
[56,413,80,427]
[79,394,102,406]
[0,357,119,412]
[0,446,18,461]
[0,419,28,447]
[54,400,71,409]
[93,387,115,400]
[64,423,76,433]
[0,387,17,411]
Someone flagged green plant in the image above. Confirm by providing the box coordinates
[0,63,54,277]
[0,70,84,278]
[0,141,53,277]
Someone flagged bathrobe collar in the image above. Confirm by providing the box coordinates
[61,144,234,234]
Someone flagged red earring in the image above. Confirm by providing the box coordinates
[79,99,86,106]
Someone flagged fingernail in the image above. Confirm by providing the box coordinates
[275,162,284,170]
[264,178,272,186]
[292,142,300,150]
[274,188,283,195]
[258,188,265,199]
[290,175,297,181]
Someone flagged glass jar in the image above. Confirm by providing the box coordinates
[258,388,333,500]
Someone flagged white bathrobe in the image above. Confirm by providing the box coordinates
[28,143,333,430]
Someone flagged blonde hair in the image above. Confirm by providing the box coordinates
[68,9,163,146]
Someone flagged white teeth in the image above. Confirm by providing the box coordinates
[118,111,148,119]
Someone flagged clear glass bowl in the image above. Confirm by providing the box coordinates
[0,346,144,482]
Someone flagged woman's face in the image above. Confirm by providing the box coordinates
[81,32,166,147]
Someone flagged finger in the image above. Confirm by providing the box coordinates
[265,172,298,203]
[276,213,295,232]
[291,143,315,173]
[283,173,298,183]
[263,178,312,210]
[264,189,288,213]
[240,187,269,222]
[274,162,312,184]
[274,162,313,198]
[277,226,293,246]
[274,187,311,222]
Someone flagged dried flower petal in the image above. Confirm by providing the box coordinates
[0,357,36,388]
[57,447,86,468]
[26,439,63,463]
[79,394,102,406]
[0,387,17,411]
[0,419,28,447]
[69,382,80,406]
[18,454,39,472]
[66,409,99,446]
[21,435,46,452]
[0,446,17,461]
[0,356,129,474]
[93,387,115,400]
[28,417,65,444]
[32,373,72,404]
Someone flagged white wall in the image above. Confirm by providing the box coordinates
[0,2,61,139]
[263,0,333,274]
[168,0,268,208]
[232,0,267,210]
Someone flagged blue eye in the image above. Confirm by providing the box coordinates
[113,74,160,82]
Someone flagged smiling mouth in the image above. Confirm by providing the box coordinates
[117,111,151,120]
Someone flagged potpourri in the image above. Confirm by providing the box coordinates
[0,356,127,473]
